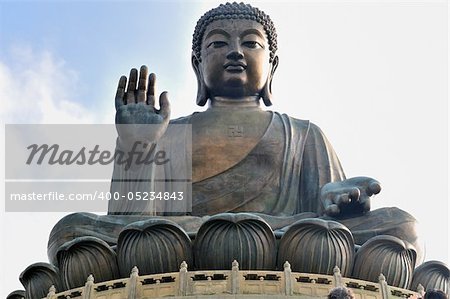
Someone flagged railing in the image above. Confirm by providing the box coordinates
[44,261,424,299]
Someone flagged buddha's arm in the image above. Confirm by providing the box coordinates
[108,144,159,215]
[109,66,172,215]
[298,123,346,215]
[109,116,193,215]
[299,123,381,217]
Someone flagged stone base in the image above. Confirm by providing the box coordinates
[45,264,421,299]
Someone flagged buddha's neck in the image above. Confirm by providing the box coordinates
[208,96,261,110]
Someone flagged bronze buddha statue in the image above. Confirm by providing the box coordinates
[42,2,431,295]
[105,1,420,251]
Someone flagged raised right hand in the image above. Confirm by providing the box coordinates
[115,65,171,146]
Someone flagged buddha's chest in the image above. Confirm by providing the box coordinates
[190,110,272,182]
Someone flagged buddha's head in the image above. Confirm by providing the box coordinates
[192,2,279,106]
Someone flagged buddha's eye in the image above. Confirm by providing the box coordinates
[242,41,263,49]
[207,41,227,48]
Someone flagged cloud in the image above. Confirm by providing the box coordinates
[0,45,116,297]
[0,46,97,124]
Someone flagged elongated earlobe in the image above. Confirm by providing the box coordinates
[192,54,209,106]
[261,55,279,107]
[261,78,273,106]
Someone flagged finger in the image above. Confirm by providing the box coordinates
[158,91,171,119]
[349,187,361,201]
[323,197,339,215]
[337,193,350,205]
[325,204,340,216]
[368,181,382,196]
[126,68,138,104]
[137,65,148,103]
[115,76,127,110]
[323,197,333,208]
[359,196,371,213]
[147,73,156,106]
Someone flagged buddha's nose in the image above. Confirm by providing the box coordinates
[226,42,244,60]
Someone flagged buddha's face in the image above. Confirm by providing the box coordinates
[198,19,273,99]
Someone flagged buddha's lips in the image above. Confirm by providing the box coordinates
[224,62,247,72]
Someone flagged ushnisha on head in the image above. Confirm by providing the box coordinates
[191,2,279,106]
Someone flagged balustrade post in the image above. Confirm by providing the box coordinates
[127,266,139,299]
[284,261,293,296]
[231,260,240,294]
[333,266,343,287]
[379,274,389,299]
[178,261,188,296]
[46,285,56,299]
[82,275,94,299]
[417,284,425,297]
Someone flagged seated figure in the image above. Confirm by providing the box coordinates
[48,2,422,271]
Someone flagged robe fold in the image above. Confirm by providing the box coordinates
[108,112,345,216]
[48,112,422,265]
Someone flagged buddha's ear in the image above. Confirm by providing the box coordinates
[192,54,209,106]
[261,55,279,107]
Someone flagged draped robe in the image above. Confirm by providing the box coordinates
[48,112,422,265]
[107,112,345,216]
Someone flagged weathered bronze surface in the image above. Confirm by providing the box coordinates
[104,3,420,249]
[193,213,276,270]
[56,236,120,290]
[19,263,61,299]
[277,219,354,276]
[117,219,193,277]
[6,290,25,299]
[107,2,421,258]
[352,235,416,289]
[36,2,444,295]
[411,261,449,294]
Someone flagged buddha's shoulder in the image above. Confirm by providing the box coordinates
[272,112,326,137]
[271,112,311,129]
[168,112,325,135]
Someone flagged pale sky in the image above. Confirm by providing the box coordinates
[0,0,448,297]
